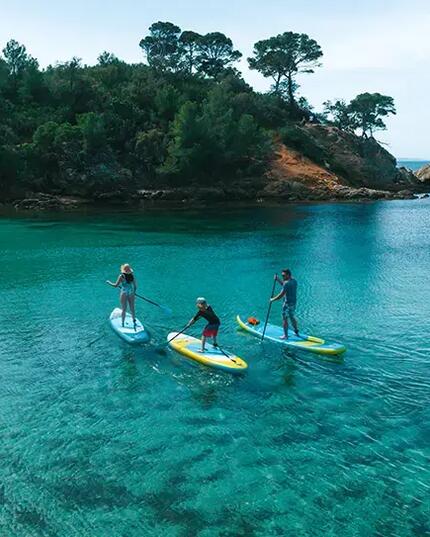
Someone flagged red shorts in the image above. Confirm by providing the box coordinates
[203,324,219,337]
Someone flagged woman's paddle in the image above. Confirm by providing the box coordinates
[135,293,172,316]
[261,274,278,340]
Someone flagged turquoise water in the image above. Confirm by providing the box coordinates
[397,159,429,171]
[1,200,430,536]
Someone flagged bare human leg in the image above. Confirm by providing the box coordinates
[201,335,206,352]
[128,294,136,329]
[120,292,127,327]
[291,315,299,336]
[281,315,289,339]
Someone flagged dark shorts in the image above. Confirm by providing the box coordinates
[282,303,296,321]
[203,324,220,337]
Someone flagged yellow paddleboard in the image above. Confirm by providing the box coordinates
[236,315,346,357]
[167,332,248,373]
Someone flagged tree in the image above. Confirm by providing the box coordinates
[349,93,396,137]
[135,128,166,179]
[97,51,120,66]
[57,57,82,90]
[161,101,212,183]
[2,39,38,76]
[139,21,182,71]
[195,32,242,78]
[248,32,322,105]
[179,31,202,74]
[0,58,8,90]
[323,99,358,132]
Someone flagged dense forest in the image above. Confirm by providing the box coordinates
[0,21,397,200]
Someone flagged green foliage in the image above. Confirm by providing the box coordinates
[179,31,202,74]
[139,21,182,72]
[349,93,396,137]
[161,86,272,185]
[97,51,120,66]
[248,32,322,106]
[280,124,326,164]
[139,22,242,79]
[323,94,396,137]
[0,22,396,201]
[323,99,358,132]
[2,39,38,76]
[195,32,242,78]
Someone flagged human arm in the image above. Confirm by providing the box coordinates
[185,317,196,329]
[106,274,122,287]
[274,274,283,286]
[185,311,201,328]
[270,287,285,302]
[132,277,137,292]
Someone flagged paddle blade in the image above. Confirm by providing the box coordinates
[159,305,172,316]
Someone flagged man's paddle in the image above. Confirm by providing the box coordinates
[213,343,238,364]
[155,323,189,354]
[261,274,277,340]
[135,293,172,316]
[166,324,190,345]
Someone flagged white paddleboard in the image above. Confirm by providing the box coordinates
[109,308,151,344]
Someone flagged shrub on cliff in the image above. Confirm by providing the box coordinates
[279,124,326,165]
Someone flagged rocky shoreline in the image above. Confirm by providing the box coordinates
[5,150,429,212]
[4,125,429,213]
[4,186,422,213]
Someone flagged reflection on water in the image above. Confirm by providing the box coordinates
[0,200,430,536]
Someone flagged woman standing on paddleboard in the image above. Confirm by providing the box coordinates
[106,264,137,328]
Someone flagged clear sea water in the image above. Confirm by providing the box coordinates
[1,200,429,536]
[397,159,429,171]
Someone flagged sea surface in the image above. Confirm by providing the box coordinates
[1,200,429,536]
[397,159,429,171]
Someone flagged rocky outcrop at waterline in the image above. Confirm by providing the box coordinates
[13,193,84,211]
[416,164,430,187]
[264,124,423,201]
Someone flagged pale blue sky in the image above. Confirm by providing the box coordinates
[2,0,429,158]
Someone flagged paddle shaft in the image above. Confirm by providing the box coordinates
[214,344,237,364]
[135,293,169,311]
[168,327,237,364]
[167,324,190,345]
[262,275,277,340]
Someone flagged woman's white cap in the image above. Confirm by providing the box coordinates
[196,297,207,304]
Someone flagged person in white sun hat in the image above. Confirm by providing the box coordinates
[106,264,137,328]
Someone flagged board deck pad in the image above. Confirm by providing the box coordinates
[109,308,151,344]
[167,332,247,373]
[237,315,346,356]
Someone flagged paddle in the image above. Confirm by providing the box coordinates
[135,293,172,316]
[167,324,190,345]
[162,326,238,364]
[261,274,277,341]
[213,343,238,364]
[155,323,190,354]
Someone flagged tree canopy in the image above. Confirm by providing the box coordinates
[324,94,396,137]
[248,32,322,106]
[349,93,396,137]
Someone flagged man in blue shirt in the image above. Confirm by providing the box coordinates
[270,268,299,339]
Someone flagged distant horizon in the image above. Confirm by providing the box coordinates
[2,0,429,158]
[398,158,430,162]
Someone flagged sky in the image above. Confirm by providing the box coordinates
[1,0,429,158]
